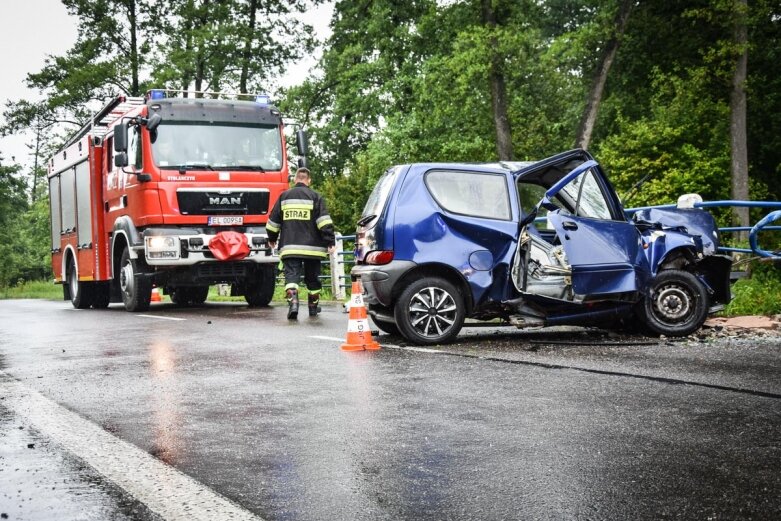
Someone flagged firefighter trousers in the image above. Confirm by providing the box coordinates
[283,257,322,293]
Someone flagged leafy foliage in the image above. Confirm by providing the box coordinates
[726,262,781,316]
[0,163,50,287]
[1,0,780,318]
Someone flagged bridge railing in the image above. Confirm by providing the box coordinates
[624,200,781,259]
[320,201,780,298]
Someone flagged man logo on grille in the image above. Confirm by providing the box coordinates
[209,196,242,205]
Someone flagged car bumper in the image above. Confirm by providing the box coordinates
[351,260,416,307]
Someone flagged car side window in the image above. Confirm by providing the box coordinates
[426,170,511,220]
[518,182,554,229]
[560,169,611,219]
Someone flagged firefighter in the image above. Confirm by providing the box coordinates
[266,168,336,319]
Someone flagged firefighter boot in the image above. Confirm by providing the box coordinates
[286,289,299,320]
[308,293,321,317]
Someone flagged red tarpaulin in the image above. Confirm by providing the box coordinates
[208,231,250,261]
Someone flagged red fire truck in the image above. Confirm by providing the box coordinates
[47,90,308,311]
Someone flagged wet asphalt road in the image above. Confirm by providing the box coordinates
[0,299,779,520]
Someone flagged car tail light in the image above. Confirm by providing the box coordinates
[364,250,394,265]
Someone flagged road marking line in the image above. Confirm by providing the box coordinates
[385,345,445,354]
[0,371,263,521]
[137,314,187,321]
[310,335,345,342]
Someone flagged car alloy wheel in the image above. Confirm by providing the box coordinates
[395,276,465,345]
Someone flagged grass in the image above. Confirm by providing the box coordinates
[0,280,62,300]
[0,279,342,303]
[207,282,340,303]
[723,262,781,316]
[5,265,778,316]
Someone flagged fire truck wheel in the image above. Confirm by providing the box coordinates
[171,286,209,306]
[244,265,276,307]
[68,261,93,309]
[91,282,111,309]
[119,247,151,312]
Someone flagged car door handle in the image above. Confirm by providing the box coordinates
[562,221,578,231]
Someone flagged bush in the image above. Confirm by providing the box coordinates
[0,279,61,300]
[724,262,781,316]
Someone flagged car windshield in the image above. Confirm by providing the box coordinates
[151,122,283,171]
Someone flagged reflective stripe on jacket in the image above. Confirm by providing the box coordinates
[267,183,335,259]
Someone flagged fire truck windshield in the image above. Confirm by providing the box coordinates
[151,123,283,171]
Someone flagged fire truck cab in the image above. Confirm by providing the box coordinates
[48,90,306,311]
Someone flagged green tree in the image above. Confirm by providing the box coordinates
[0,160,33,287]
[281,0,436,179]
[152,0,317,96]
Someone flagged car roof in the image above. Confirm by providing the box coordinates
[396,150,593,176]
[398,161,534,174]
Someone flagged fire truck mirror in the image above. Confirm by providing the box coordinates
[295,129,309,157]
[114,121,129,153]
[145,113,162,132]
[114,152,129,168]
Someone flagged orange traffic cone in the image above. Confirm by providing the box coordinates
[151,287,162,302]
[340,280,381,351]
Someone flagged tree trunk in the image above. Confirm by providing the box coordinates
[181,0,195,96]
[239,0,258,94]
[730,0,749,241]
[574,0,633,150]
[30,122,42,203]
[193,0,212,98]
[127,0,140,96]
[482,0,513,161]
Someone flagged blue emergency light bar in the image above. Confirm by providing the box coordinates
[144,89,271,103]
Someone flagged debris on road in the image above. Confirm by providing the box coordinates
[704,315,780,332]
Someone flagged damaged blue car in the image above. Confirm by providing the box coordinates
[351,149,733,345]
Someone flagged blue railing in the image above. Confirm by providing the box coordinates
[625,200,781,259]
[319,200,779,296]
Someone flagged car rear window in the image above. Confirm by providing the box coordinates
[360,166,400,225]
[425,170,511,220]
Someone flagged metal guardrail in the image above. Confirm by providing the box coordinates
[319,200,780,297]
[325,233,355,299]
[625,200,781,259]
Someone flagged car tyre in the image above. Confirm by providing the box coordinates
[119,247,151,312]
[371,316,401,336]
[394,277,465,345]
[638,269,708,336]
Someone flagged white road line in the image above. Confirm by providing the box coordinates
[384,345,446,355]
[0,371,262,521]
[137,314,187,321]
[310,335,345,342]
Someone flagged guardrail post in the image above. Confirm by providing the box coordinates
[330,233,346,301]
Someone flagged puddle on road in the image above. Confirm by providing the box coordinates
[0,405,161,521]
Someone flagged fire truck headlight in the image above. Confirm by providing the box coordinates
[145,236,180,260]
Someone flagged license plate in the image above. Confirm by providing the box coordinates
[208,216,244,226]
